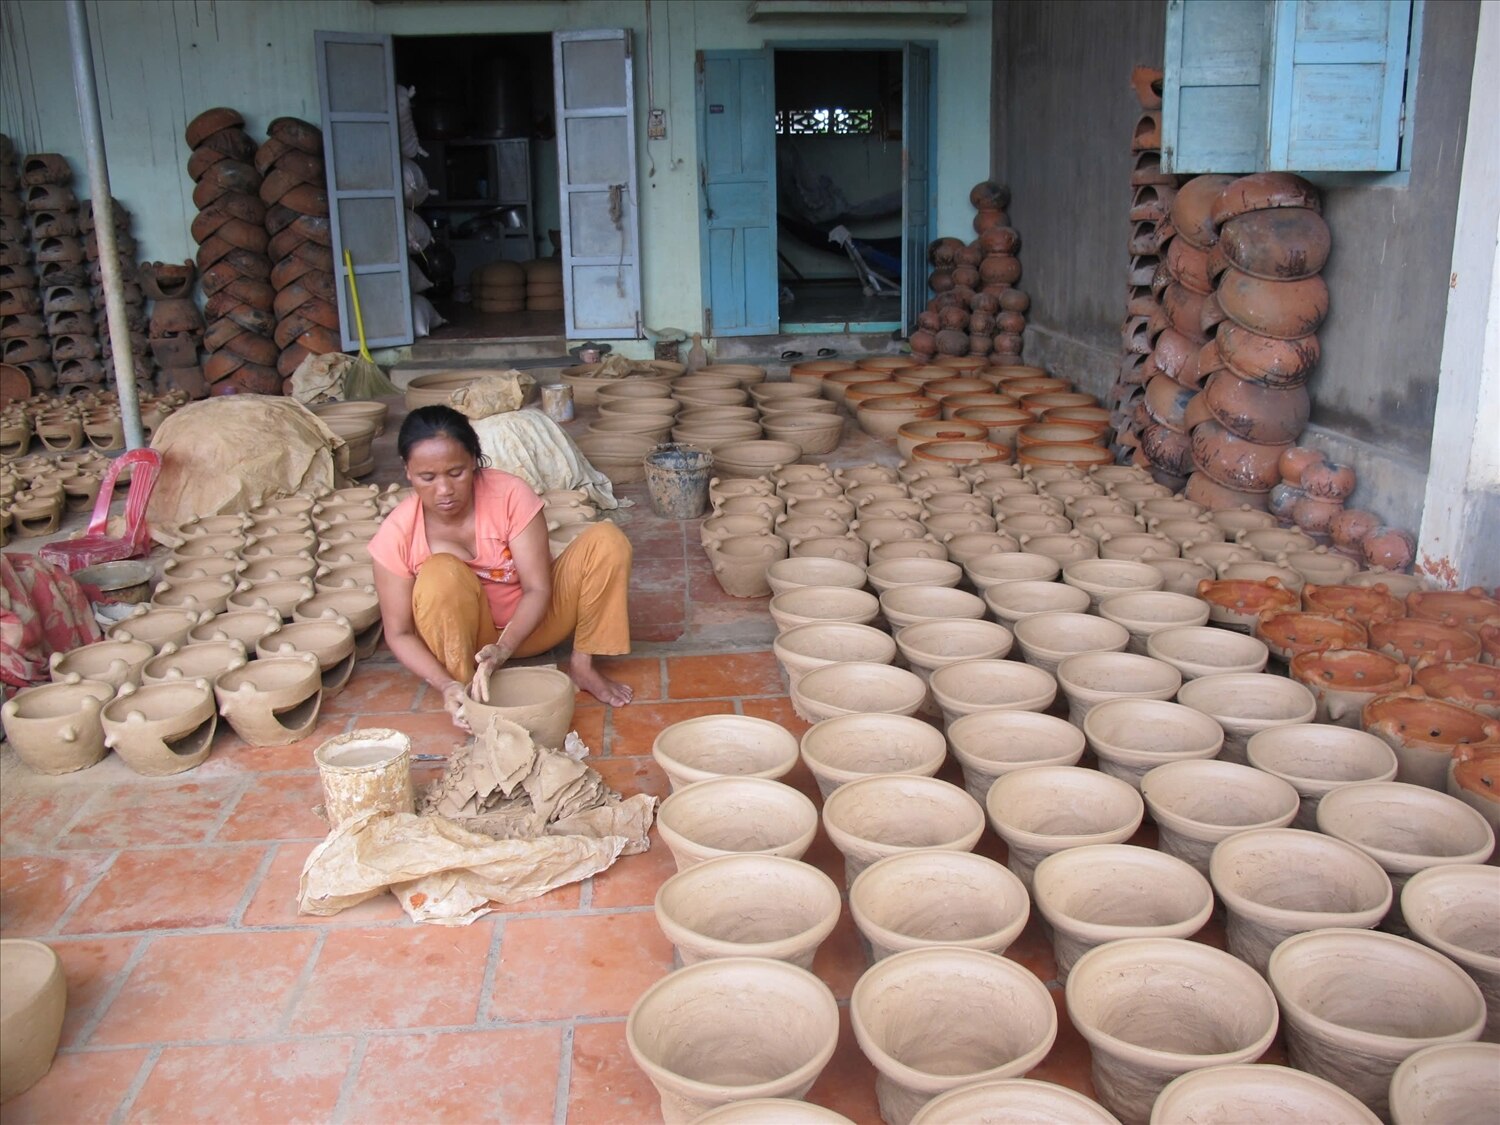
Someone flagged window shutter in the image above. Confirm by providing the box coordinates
[1162,0,1273,174]
[1267,0,1412,171]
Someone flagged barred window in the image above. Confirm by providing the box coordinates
[775,108,876,135]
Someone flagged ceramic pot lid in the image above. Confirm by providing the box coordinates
[1218,208,1331,281]
[1169,174,1239,250]
[1211,172,1322,229]
[1217,268,1330,340]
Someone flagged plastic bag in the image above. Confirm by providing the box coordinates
[401,157,431,207]
[395,85,426,158]
[406,208,433,255]
[408,258,434,293]
[411,293,446,338]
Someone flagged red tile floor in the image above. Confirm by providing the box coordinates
[0,398,1285,1123]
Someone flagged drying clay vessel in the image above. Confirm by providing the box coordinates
[707,534,789,598]
[293,588,381,634]
[1289,647,1412,728]
[1400,864,1500,1041]
[947,710,1085,803]
[1012,612,1130,676]
[849,850,1029,963]
[764,556,867,598]
[929,658,1058,725]
[962,551,1059,590]
[773,622,896,687]
[1317,781,1496,931]
[1150,1065,1379,1125]
[1210,827,1392,974]
[1176,672,1317,764]
[1066,937,1279,1125]
[1032,844,1213,980]
[187,607,282,651]
[1245,724,1399,829]
[626,957,839,1124]
[653,854,841,969]
[790,661,926,724]
[851,946,1058,1125]
[228,576,316,620]
[1416,660,1500,719]
[458,665,575,749]
[1267,928,1485,1119]
[821,774,984,886]
[1145,625,1269,680]
[1083,698,1224,788]
[983,579,1091,626]
[894,619,1015,691]
[1141,759,1300,875]
[48,637,153,691]
[1097,591,1210,654]
[652,714,799,792]
[1,678,115,774]
[1055,652,1181,725]
[877,585,986,630]
[985,766,1145,890]
[140,639,247,688]
[1362,689,1500,791]
[656,777,819,872]
[150,575,236,615]
[101,678,217,775]
[909,1079,1121,1125]
[695,1101,850,1124]
[108,605,212,652]
[1061,559,1163,610]
[1388,1041,1500,1125]
[1145,557,1216,598]
[866,558,962,594]
[0,939,67,1103]
[257,619,357,700]
[798,713,946,800]
[768,585,880,632]
[214,654,324,747]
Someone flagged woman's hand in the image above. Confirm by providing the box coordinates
[469,642,512,702]
[440,680,473,733]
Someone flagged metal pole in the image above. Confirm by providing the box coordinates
[65,0,144,449]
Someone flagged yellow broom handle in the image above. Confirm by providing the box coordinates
[343,249,373,361]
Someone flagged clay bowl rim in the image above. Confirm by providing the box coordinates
[652,852,843,960]
[1244,724,1399,792]
[655,776,821,864]
[773,621,898,675]
[1152,1064,1382,1125]
[793,660,927,719]
[909,1079,1121,1125]
[929,657,1059,716]
[1176,671,1318,727]
[946,710,1087,775]
[1399,864,1500,973]
[1032,842,1215,943]
[1145,625,1270,676]
[847,849,1032,957]
[1012,611,1131,661]
[893,618,1015,668]
[764,556,868,596]
[1314,781,1497,869]
[1208,826,1394,932]
[650,713,800,788]
[821,773,986,857]
[798,712,948,785]
[1082,698,1226,762]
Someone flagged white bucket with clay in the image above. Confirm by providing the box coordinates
[314,727,415,827]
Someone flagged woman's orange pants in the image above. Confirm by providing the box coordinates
[411,520,633,683]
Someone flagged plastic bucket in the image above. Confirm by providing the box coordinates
[644,443,714,519]
[314,727,414,827]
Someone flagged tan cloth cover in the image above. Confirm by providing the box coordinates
[147,396,342,524]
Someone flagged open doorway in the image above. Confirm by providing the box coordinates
[774,49,904,332]
[393,34,563,342]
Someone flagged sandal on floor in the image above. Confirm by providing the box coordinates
[779,349,804,361]
[816,347,838,358]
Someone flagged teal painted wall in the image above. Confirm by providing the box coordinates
[0,0,990,351]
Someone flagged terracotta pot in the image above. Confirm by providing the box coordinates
[1317,781,1496,930]
[823,369,889,407]
[214,653,323,746]
[48,637,154,691]
[929,658,1058,725]
[459,665,574,749]
[1084,698,1225,788]
[1182,541,1259,573]
[1285,647,1410,728]
[1245,724,1399,830]
[652,714,798,792]
[0,939,67,1103]
[1097,532,1179,563]
[1399,864,1500,1040]
[798,713,945,799]
[1067,936,1279,1124]
[1388,1042,1500,1125]
[945,711,1081,804]
[229,577,316,621]
[910,1079,1121,1125]
[985,765,1145,889]
[851,946,1057,1125]
[656,776,819,871]
[626,956,839,1124]
[1253,608,1368,664]
[1280,548,1360,588]
[1011,611,1129,677]
[1268,928,1485,1119]
[705,533,789,599]
[1151,1065,1378,1125]
[1407,587,1500,630]
[705,513,776,546]
[1,678,114,774]
[187,608,282,651]
[821,774,984,886]
[140,639,248,688]
[893,618,1013,685]
[653,853,840,969]
[1195,577,1298,633]
[101,678,217,775]
[1034,844,1213,979]
[773,622,895,689]
[790,661,926,724]
[1362,689,1500,790]
[1415,662,1497,722]
[1143,557,1217,598]
[1371,617,1483,668]
[964,552,1059,591]
[1002,512,1073,538]
[850,850,1029,963]
[1055,651,1182,726]
[768,585,879,632]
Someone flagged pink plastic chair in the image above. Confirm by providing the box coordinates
[39,448,162,573]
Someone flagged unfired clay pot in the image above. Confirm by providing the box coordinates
[49,637,153,691]
[257,619,356,699]
[1316,781,1496,931]
[1083,698,1225,788]
[1244,724,1399,830]
[1,678,115,774]
[849,850,1029,962]
[821,774,984,886]
[799,713,946,800]
[1150,1065,1379,1125]
[1362,689,1500,791]
[656,777,819,871]
[962,552,1059,590]
[0,939,67,1103]
[1267,928,1485,1119]
[1399,864,1500,1041]
[707,534,790,598]
[108,605,211,652]
[773,622,896,688]
[460,665,575,749]
[912,1079,1121,1124]
[928,658,1057,725]
[1388,1041,1500,1125]
[790,661,927,724]
[694,1100,853,1124]
[652,714,799,792]
[765,556,867,598]
[947,711,1085,803]
[1175,672,1317,764]
[768,586,880,633]
[1033,844,1213,980]
[228,577,316,620]
[1097,592,1210,655]
[214,653,323,747]
[865,558,962,595]
[150,575,236,615]
[1065,937,1279,1125]
[851,946,1057,1125]
[1289,647,1412,728]
[1060,560,1163,612]
[101,678,217,775]
[983,580,1091,626]
[878,585,986,630]
[626,957,839,1124]
[653,853,841,969]
[1055,652,1181,725]
[985,766,1145,890]
[1145,557,1216,598]
[894,619,1014,685]
[1210,827,1392,974]
[1145,625,1269,680]
[1012,612,1130,676]
[187,608,282,651]
[1141,759,1299,875]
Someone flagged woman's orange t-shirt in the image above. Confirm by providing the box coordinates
[368,468,545,627]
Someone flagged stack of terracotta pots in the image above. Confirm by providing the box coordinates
[84,199,153,394]
[185,107,278,396]
[525,259,563,312]
[256,117,338,386]
[142,260,208,398]
[1273,444,1418,571]
[22,153,101,393]
[912,181,1028,365]
[471,261,525,313]
[1111,66,1176,464]
[0,135,52,391]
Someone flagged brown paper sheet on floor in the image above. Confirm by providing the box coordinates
[447,369,535,419]
[297,716,657,926]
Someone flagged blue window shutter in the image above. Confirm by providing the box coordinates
[1162,0,1273,174]
[1267,0,1412,171]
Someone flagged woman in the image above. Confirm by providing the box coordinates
[369,405,635,730]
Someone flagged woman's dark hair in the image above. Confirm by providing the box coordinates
[397,404,490,467]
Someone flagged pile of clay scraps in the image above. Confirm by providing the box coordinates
[298,716,657,925]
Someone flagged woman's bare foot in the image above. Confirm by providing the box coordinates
[568,651,634,707]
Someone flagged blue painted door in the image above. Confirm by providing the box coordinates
[697,50,777,337]
[902,43,933,336]
[1162,0,1272,174]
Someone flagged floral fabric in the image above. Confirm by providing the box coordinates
[0,552,102,692]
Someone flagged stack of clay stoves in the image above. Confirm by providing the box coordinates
[911,181,1029,365]
[186,107,279,396]
[23,153,103,394]
[143,260,207,398]
[0,135,51,391]
[257,117,338,387]
[84,198,152,395]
